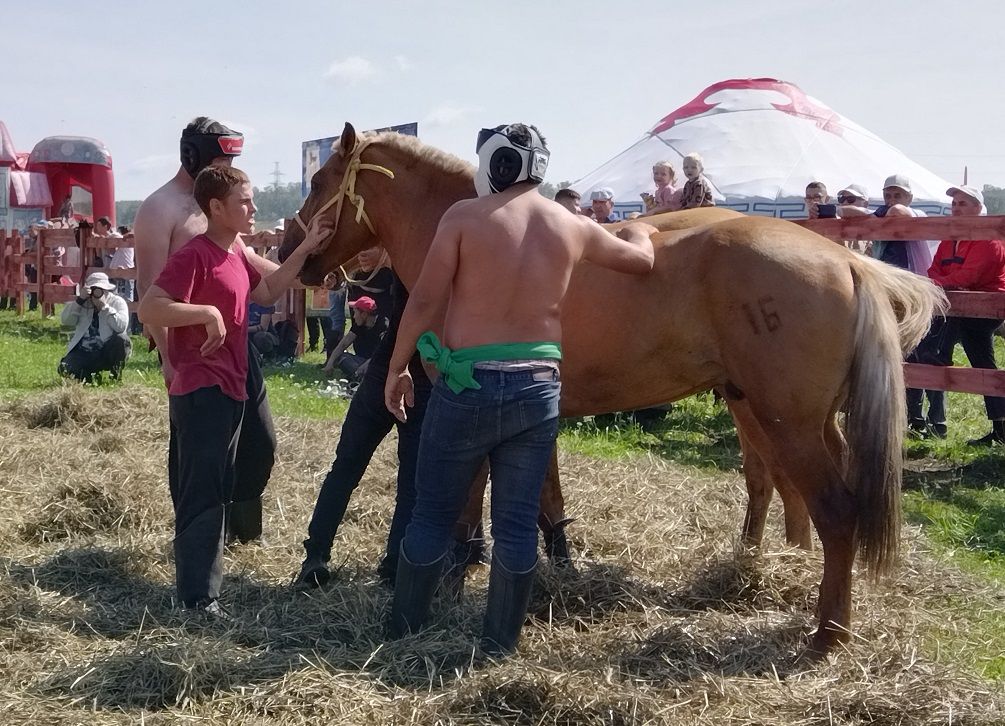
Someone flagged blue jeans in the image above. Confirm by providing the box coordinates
[403,367,561,572]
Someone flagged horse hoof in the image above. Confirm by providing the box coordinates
[798,627,847,663]
[544,528,575,569]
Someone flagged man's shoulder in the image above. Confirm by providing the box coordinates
[136,179,199,225]
[444,197,480,218]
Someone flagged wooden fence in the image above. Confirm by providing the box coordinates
[0,227,307,354]
[7,214,1000,388]
[797,215,1005,397]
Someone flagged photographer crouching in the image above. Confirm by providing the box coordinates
[58,272,132,383]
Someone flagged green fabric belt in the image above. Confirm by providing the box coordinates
[416,331,562,393]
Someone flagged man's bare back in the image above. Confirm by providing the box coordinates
[386,182,655,419]
[134,172,207,299]
[432,185,656,350]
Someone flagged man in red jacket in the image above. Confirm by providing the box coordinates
[928,185,1005,445]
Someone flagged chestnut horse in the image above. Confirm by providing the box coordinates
[281,124,943,655]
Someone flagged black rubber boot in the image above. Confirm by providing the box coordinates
[388,545,447,638]
[227,497,263,544]
[480,556,537,657]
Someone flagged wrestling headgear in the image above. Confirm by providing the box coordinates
[180,118,244,178]
[474,125,550,197]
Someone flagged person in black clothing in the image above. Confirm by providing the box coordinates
[295,275,432,588]
[347,245,394,317]
[321,296,389,379]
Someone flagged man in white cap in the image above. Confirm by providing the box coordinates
[836,184,870,213]
[872,174,941,437]
[58,271,131,382]
[590,187,619,223]
[872,174,933,273]
[928,184,1005,445]
[834,183,872,252]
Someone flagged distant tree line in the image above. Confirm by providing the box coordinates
[983,185,1005,215]
[115,182,304,230]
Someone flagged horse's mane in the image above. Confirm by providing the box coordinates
[366,131,474,177]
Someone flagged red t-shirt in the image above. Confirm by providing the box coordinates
[927,239,1005,292]
[155,235,262,401]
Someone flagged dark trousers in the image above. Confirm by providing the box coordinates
[306,316,334,352]
[941,316,1005,420]
[230,342,277,541]
[168,386,244,606]
[58,336,131,382]
[906,318,946,426]
[336,352,368,379]
[304,362,431,576]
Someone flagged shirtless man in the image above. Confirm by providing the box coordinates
[384,123,655,655]
[134,117,279,543]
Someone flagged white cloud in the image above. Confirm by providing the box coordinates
[424,103,482,128]
[323,56,378,85]
[394,54,413,72]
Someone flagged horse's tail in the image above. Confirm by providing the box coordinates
[844,257,945,575]
[864,254,950,355]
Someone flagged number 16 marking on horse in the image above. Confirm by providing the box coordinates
[742,296,782,334]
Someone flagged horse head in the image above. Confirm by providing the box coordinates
[278,122,393,285]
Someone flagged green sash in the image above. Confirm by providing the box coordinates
[416,331,562,393]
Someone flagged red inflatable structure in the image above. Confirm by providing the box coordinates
[1,121,116,229]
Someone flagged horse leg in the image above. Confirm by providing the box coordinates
[774,476,813,550]
[770,424,857,657]
[443,459,490,600]
[537,444,575,568]
[727,405,773,548]
[727,398,812,549]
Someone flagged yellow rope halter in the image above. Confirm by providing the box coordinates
[293,138,395,254]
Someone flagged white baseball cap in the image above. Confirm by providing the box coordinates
[837,183,869,201]
[883,174,912,194]
[946,184,984,207]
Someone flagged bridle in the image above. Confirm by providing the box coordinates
[293,137,395,261]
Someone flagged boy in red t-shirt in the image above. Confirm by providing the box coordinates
[139,166,326,612]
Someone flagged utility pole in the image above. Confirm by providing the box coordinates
[271,162,284,189]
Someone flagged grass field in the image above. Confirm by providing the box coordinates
[0,308,1003,723]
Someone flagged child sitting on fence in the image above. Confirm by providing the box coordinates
[642,160,682,214]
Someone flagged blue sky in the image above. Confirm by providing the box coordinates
[5,0,1003,200]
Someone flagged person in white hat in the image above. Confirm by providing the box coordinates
[833,183,873,252]
[589,187,618,223]
[927,184,1005,445]
[58,271,132,382]
[872,174,941,437]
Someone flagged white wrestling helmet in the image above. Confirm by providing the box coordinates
[474,125,550,197]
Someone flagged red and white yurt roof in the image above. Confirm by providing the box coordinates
[572,78,952,218]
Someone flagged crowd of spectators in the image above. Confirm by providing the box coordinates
[798,174,1005,444]
[5,154,1005,448]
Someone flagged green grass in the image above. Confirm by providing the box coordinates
[2,307,1003,678]
[0,308,348,419]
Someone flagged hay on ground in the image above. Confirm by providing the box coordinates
[0,385,1001,725]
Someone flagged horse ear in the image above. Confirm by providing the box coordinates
[340,123,357,155]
